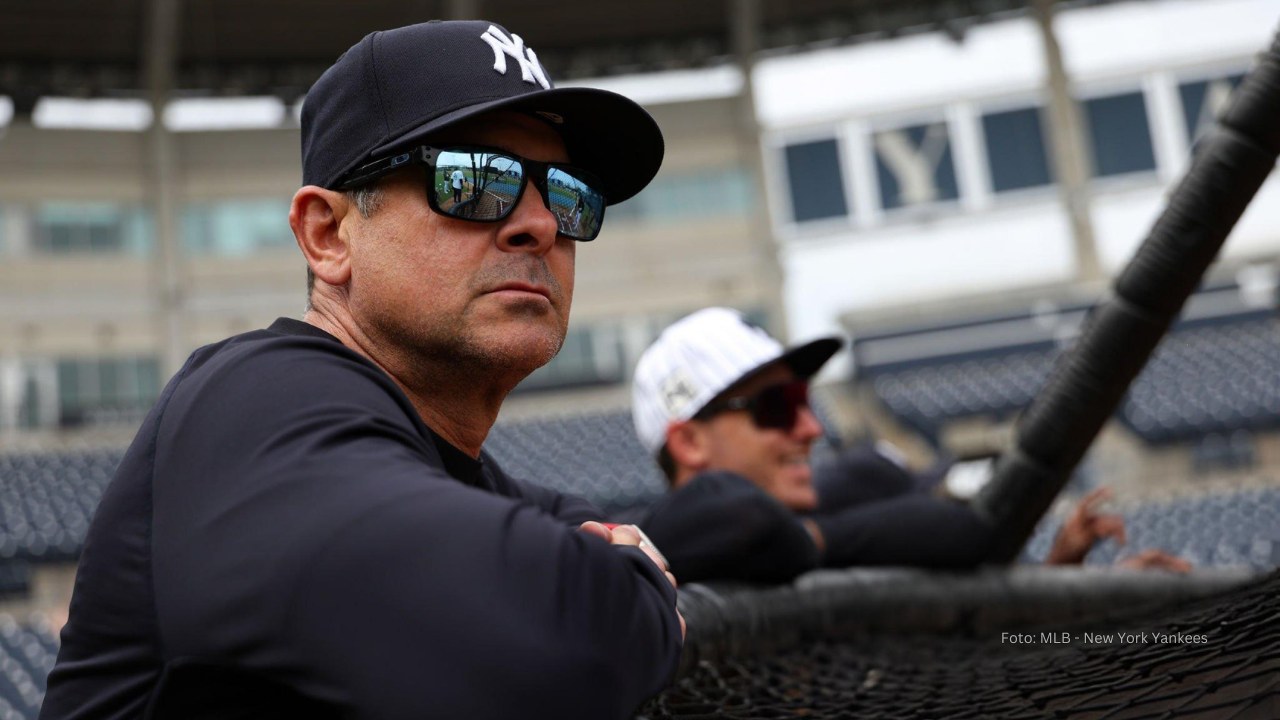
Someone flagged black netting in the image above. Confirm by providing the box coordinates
[640,571,1280,719]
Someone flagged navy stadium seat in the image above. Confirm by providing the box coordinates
[867,316,1280,445]
[0,449,123,562]
[0,616,59,718]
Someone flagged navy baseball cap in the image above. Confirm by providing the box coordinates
[301,20,664,204]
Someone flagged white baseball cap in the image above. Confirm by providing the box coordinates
[631,307,843,455]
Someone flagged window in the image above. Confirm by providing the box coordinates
[57,357,161,426]
[783,138,848,223]
[1084,91,1156,178]
[183,199,294,257]
[873,122,959,210]
[32,202,152,255]
[608,167,753,224]
[1179,73,1245,145]
[982,107,1053,193]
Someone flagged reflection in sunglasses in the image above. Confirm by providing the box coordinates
[338,145,607,240]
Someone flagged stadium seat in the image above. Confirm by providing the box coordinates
[866,316,1280,445]
[0,615,58,718]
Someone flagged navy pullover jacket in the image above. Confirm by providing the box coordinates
[41,318,682,720]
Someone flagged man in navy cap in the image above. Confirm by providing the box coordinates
[42,21,681,720]
[629,308,1190,583]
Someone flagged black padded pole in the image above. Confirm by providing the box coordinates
[974,27,1280,563]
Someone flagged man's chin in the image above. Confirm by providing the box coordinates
[472,323,564,373]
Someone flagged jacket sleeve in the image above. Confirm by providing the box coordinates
[282,481,679,719]
[638,472,821,584]
[150,338,681,720]
[811,494,995,569]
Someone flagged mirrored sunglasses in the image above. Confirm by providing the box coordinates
[696,380,811,431]
[337,145,608,241]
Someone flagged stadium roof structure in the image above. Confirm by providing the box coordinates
[0,0,1133,113]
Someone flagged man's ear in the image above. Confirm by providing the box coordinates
[666,420,711,479]
[290,186,353,290]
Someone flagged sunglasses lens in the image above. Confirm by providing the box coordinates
[547,166,606,241]
[433,149,523,221]
[751,382,809,430]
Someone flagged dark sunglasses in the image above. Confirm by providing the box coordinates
[695,380,811,431]
[337,145,608,241]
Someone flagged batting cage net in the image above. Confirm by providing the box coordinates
[641,568,1277,719]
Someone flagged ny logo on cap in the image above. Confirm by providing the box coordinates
[480,25,551,90]
[660,371,699,417]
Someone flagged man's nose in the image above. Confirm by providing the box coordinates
[496,179,560,254]
[792,405,825,442]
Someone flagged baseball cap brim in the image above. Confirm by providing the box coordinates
[363,86,663,205]
[780,336,844,379]
[700,335,843,411]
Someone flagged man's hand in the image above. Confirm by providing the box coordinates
[1117,548,1193,573]
[800,518,826,554]
[579,521,686,640]
[1046,487,1126,565]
